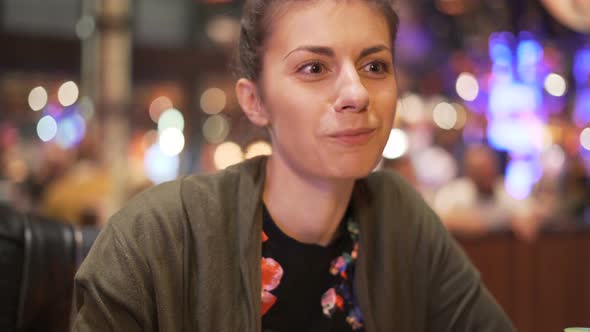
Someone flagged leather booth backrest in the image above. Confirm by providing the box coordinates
[0,204,100,332]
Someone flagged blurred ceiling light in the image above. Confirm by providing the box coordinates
[57,81,79,107]
[581,128,590,151]
[451,103,468,130]
[158,127,185,156]
[206,16,240,45]
[455,72,479,101]
[158,108,184,133]
[203,114,230,144]
[28,86,48,111]
[544,73,567,97]
[213,141,244,170]
[149,96,173,123]
[245,141,272,159]
[432,102,457,130]
[76,15,96,40]
[382,128,409,159]
[37,115,58,142]
[200,88,227,114]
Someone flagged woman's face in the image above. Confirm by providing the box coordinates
[259,0,398,180]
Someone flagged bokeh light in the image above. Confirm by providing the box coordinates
[414,146,458,186]
[213,141,244,170]
[452,103,468,129]
[455,73,479,101]
[200,88,227,115]
[28,86,48,111]
[157,108,184,132]
[55,112,86,149]
[57,81,79,107]
[76,15,95,40]
[158,127,185,156]
[202,114,230,144]
[36,115,58,142]
[397,93,426,124]
[544,73,567,97]
[581,128,590,151]
[432,102,457,130]
[382,128,409,159]
[149,96,173,123]
[206,16,240,45]
[245,141,272,159]
[505,159,541,200]
[144,143,180,184]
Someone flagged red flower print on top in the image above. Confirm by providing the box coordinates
[261,256,283,315]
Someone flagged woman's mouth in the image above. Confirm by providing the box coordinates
[327,128,377,145]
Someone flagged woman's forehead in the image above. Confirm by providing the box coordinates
[265,0,391,55]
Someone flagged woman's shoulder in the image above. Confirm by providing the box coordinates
[108,157,266,239]
[363,169,442,234]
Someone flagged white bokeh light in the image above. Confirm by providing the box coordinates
[245,141,272,159]
[203,115,230,144]
[433,102,457,130]
[382,128,409,159]
[28,86,48,111]
[57,81,79,107]
[455,72,479,101]
[452,103,468,129]
[581,128,590,151]
[36,115,58,142]
[200,88,227,115]
[398,93,426,124]
[158,127,185,156]
[144,143,179,184]
[158,108,184,133]
[544,73,567,97]
[214,141,244,170]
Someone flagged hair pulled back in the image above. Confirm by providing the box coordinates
[235,0,399,82]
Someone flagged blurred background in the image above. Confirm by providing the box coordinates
[0,0,589,331]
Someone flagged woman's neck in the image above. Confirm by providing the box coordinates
[262,155,354,247]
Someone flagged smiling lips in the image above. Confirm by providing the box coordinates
[328,128,377,145]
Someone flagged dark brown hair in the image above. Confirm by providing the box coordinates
[234,0,400,82]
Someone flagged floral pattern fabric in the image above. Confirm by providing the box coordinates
[260,215,364,330]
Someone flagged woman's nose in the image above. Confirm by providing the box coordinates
[333,64,369,113]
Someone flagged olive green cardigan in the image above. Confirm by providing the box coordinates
[71,156,514,331]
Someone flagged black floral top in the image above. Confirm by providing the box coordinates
[260,204,364,332]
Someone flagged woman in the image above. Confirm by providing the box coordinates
[72,0,514,331]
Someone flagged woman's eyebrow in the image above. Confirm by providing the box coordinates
[283,44,391,60]
[284,46,335,60]
[358,44,391,59]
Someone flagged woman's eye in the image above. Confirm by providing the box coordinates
[298,62,326,75]
[362,61,388,74]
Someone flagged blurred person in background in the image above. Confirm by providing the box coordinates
[433,144,540,241]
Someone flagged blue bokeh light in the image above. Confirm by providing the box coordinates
[505,159,542,200]
[144,143,180,184]
[573,48,590,85]
[55,112,86,149]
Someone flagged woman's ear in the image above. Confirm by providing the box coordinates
[235,78,270,127]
